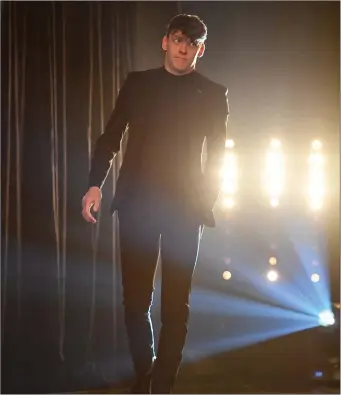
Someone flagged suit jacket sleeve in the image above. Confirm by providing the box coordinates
[88,72,134,189]
[203,86,229,208]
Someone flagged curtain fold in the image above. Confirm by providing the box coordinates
[1,2,136,393]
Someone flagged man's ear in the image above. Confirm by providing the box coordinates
[198,43,205,58]
[162,36,168,51]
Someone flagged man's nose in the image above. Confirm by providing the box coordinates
[179,42,188,54]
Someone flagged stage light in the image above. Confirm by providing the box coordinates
[311,273,320,283]
[270,139,281,149]
[221,141,238,208]
[307,150,325,210]
[310,198,323,211]
[318,310,335,327]
[222,182,237,195]
[269,257,277,265]
[270,198,279,207]
[222,271,232,280]
[263,141,284,207]
[221,152,238,195]
[311,140,322,151]
[309,152,324,165]
[223,197,235,208]
[225,139,235,149]
[267,270,278,282]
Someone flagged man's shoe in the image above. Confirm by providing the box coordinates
[150,378,173,394]
[130,373,152,394]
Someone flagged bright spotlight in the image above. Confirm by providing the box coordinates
[311,273,320,283]
[311,140,322,151]
[225,139,235,149]
[223,271,232,280]
[270,198,279,207]
[263,141,285,206]
[309,153,324,166]
[269,257,277,265]
[222,152,238,195]
[223,197,235,209]
[270,139,281,149]
[310,198,323,211]
[221,152,238,195]
[267,270,278,282]
[318,310,335,327]
[307,150,325,210]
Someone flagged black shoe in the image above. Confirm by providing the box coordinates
[150,385,172,394]
[150,378,173,394]
[130,373,152,394]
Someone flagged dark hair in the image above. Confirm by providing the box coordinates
[166,14,207,44]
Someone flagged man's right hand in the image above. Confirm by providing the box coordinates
[81,186,102,223]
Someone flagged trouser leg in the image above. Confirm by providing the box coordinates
[151,213,201,393]
[118,205,160,383]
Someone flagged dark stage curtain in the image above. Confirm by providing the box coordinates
[1,1,136,392]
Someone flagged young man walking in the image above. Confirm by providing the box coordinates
[82,14,229,394]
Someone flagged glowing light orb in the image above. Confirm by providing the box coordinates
[318,310,335,327]
[222,271,232,280]
[267,270,278,282]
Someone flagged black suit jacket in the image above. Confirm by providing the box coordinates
[88,67,229,227]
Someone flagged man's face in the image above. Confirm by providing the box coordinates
[162,30,205,75]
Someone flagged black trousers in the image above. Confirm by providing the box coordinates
[118,195,202,390]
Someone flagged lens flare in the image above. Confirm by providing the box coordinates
[318,310,335,326]
[269,257,277,265]
[311,273,320,283]
[224,197,235,209]
[223,271,232,280]
[270,139,281,149]
[221,152,238,195]
[311,140,322,151]
[267,270,278,282]
[225,139,235,149]
[264,140,284,207]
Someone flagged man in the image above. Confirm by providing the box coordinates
[82,14,229,394]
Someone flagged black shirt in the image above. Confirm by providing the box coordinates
[136,67,200,204]
[88,65,228,226]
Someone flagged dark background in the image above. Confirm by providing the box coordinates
[1,1,339,393]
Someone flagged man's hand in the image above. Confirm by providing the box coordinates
[81,186,102,223]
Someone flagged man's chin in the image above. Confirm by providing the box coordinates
[172,64,193,75]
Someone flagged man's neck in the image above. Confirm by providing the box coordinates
[164,62,195,76]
